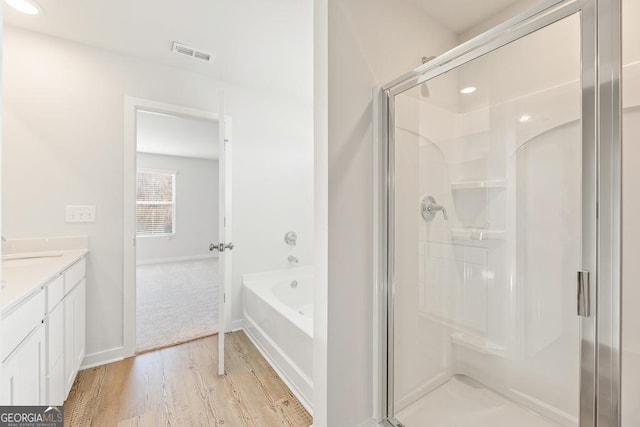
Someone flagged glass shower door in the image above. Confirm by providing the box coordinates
[385,8,596,427]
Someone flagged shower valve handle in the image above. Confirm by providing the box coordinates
[421,196,448,221]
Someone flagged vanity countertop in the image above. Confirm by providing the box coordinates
[1,249,88,316]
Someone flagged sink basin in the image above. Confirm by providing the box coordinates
[3,254,63,268]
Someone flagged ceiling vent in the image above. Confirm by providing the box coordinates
[172,42,214,62]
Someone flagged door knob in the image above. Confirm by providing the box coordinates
[209,242,234,252]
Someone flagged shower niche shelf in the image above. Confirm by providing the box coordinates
[450,179,506,190]
[450,332,506,357]
[450,228,506,241]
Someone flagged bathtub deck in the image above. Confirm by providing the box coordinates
[64,331,313,426]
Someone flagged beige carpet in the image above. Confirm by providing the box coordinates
[136,259,218,352]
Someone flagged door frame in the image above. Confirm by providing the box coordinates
[375,0,622,424]
[123,97,233,357]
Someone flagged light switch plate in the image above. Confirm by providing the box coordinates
[65,205,97,223]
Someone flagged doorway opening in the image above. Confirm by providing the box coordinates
[134,110,220,352]
[123,98,232,358]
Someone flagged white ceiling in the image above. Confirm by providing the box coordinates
[408,0,533,34]
[136,111,219,160]
[3,0,313,104]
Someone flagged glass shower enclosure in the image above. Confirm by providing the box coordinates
[379,0,623,425]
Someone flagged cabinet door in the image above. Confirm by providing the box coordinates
[64,279,86,396]
[47,302,65,406]
[73,280,86,369]
[0,325,45,405]
[64,286,76,395]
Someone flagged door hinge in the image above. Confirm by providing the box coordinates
[577,270,591,317]
[133,237,136,247]
[224,293,226,303]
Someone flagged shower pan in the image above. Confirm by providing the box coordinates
[378,0,623,425]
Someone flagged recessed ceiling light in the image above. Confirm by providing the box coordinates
[460,86,477,95]
[519,114,532,123]
[5,0,41,15]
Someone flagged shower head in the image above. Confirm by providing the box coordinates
[420,56,436,98]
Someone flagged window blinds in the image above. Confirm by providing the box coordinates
[136,170,176,235]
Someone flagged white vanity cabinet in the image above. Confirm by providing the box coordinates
[0,253,87,406]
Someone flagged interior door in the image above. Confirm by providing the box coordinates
[382,2,597,426]
[212,92,233,375]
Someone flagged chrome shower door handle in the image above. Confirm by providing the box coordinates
[577,270,591,317]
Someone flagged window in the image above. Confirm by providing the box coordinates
[136,169,176,236]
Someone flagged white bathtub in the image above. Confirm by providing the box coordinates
[242,266,313,412]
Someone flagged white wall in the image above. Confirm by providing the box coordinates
[2,26,314,363]
[325,0,457,424]
[135,153,218,263]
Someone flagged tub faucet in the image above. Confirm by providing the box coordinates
[288,255,299,264]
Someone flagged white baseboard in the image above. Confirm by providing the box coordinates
[136,254,217,266]
[230,319,244,332]
[80,346,126,370]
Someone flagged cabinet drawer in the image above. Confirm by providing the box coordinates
[46,275,64,311]
[64,257,86,295]
[1,290,45,362]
